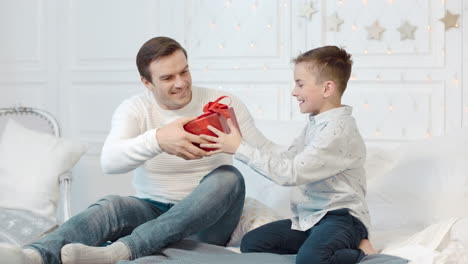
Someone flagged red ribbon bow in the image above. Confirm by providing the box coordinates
[198,96,232,119]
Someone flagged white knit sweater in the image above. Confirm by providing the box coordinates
[101,86,274,203]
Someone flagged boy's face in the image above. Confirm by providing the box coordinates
[292,62,325,115]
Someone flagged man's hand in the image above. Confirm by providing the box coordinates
[156,117,207,160]
[199,118,242,155]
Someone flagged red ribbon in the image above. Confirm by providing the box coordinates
[198,96,231,119]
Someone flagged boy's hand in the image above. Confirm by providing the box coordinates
[200,118,242,155]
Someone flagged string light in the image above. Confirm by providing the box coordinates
[452,77,459,86]
[352,24,358,31]
[387,0,393,4]
[375,128,382,137]
[363,102,369,110]
[350,74,357,80]
[338,0,344,7]
[386,48,392,55]
[425,130,432,138]
[209,21,216,29]
[219,43,224,49]
[363,49,368,54]
[388,105,394,111]
[266,24,272,29]
[362,0,368,6]
[427,25,431,32]
[235,24,241,31]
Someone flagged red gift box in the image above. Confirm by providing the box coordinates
[184,96,241,151]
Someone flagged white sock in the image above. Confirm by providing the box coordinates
[23,248,43,264]
[61,241,131,264]
[0,243,43,264]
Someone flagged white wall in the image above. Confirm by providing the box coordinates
[0,0,466,214]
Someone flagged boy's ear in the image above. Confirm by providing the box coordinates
[322,81,336,98]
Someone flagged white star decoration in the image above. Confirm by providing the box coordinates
[397,21,417,40]
[366,21,385,40]
[439,10,459,31]
[299,2,318,20]
[327,13,344,32]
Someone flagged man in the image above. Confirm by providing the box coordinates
[0,37,274,264]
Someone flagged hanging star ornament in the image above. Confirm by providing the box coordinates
[397,21,417,40]
[439,10,459,31]
[299,2,318,20]
[366,21,385,40]
[327,13,344,32]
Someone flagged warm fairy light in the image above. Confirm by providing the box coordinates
[427,25,431,31]
[453,78,459,86]
[363,49,368,54]
[389,105,394,111]
[250,42,256,48]
[266,24,272,29]
[362,0,368,5]
[425,131,432,138]
[352,24,358,31]
[338,0,344,6]
[350,75,357,80]
[219,43,224,49]
[455,24,459,28]
[363,103,369,110]
[387,0,393,4]
[426,74,432,81]
[209,21,216,28]
[375,128,382,136]
[386,49,392,55]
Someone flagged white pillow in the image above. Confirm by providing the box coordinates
[0,119,87,221]
[367,128,468,237]
[227,197,284,247]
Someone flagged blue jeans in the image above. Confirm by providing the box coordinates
[241,209,367,264]
[27,165,245,264]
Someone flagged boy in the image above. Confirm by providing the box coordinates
[200,46,377,264]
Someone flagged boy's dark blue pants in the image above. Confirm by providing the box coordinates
[241,208,367,264]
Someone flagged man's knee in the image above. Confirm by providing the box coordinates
[207,165,245,192]
[91,195,129,210]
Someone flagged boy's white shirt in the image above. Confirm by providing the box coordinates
[235,106,371,232]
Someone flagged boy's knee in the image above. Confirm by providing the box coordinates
[240,230,263,253]
[296,247,330,264]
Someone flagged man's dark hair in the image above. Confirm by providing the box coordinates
[136,36,187,83]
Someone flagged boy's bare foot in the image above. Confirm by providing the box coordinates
[359,239,378,255]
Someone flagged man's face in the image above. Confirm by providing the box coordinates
[292,62,325,115]
[142,49,192,110]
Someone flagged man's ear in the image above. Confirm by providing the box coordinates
[141,76,153,91]
[322,81,336,98]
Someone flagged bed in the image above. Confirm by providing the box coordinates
[120,120,468,263]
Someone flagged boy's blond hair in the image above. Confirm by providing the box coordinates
[293,46,353,94]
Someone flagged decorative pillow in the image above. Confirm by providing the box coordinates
[227,197,284,247]
[367,127,468,243]
[0,119,87,221]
